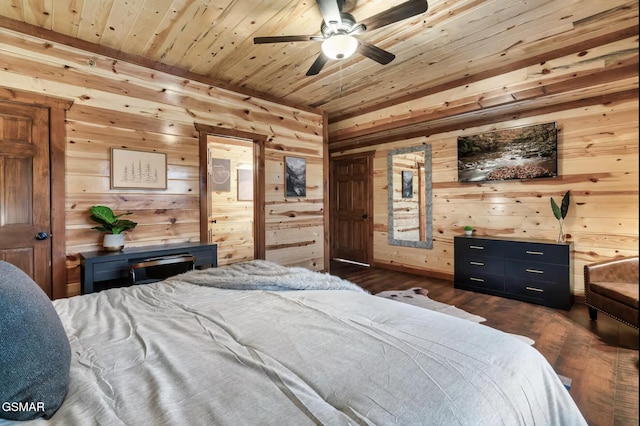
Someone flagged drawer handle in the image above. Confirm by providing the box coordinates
[526,251,544,255]
[525,286,544,293]
[469,245,484,250]
[470,277,484,283]
[469,261,484,266]
[525,268,544,274]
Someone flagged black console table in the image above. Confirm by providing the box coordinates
[454,236,573,310]
[80,242,217,294]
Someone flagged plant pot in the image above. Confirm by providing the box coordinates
[464,230,473,236]
[103,233,125,251]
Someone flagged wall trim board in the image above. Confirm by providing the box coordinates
[329,89,639,152]
[372,261,454,282]
[329,25,639,124]
[331,60,639,144]
[322,111,330,272]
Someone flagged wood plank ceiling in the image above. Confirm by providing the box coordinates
[0,0,637,134]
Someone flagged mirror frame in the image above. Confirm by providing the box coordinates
[387,144,433,248]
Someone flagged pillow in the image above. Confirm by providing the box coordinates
[0,261,71,420]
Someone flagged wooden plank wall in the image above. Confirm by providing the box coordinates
[0,27,325,297]
[331,38,639,296]
[333,99,639,296]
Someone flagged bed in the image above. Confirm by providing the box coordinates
[0,259,587,425]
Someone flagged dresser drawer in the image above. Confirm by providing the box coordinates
[455,255,504,275]
[505,260,569,283]
[505,277,572,310]
[455,237,504,258]
[504,241,569,265]
[455,270,504,292]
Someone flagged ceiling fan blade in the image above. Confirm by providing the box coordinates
[316,0,342,27]
[357,41,395,65]
[306,53,329,76]
[254,35,322,44]
[340,0,358,13]
[359,0,428,32]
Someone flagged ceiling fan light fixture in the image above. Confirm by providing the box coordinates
[321,34,358,60]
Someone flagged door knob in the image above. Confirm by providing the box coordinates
[35,232,49,240]
[362,214,368,219]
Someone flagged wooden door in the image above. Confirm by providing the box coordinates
[0,101,51,296]
[331,154,373,264]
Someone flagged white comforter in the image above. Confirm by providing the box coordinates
[10,262,586,425]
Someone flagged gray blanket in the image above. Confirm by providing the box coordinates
[167,259,368,293]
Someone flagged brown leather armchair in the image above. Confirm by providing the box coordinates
[584,256,639,329]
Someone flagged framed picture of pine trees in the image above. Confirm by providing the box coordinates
[111,148,167,190]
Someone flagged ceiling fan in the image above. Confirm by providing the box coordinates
[253,0,429,76]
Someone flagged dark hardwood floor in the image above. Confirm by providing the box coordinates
[330,260,639,426]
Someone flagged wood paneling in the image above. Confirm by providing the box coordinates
[329,36,639,150]
[0,27,325,297]
[332,77,638,297]
[0,1,636,120]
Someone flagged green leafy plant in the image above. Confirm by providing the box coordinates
[89,205,137,234]
[463,226,473,231]
[550,191,570,242]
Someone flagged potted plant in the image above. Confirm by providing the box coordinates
[463,225,473,236]
[89,205,138,251]
[550,190,570,243]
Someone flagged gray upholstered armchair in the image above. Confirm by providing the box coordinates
[584,256,639,329]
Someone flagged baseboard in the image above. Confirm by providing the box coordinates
[371,261,454,281]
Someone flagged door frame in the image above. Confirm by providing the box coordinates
[195,123,266,259]
[329,151,375,265]
[0,90,72,299]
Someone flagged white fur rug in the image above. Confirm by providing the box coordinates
[376,287,487,323]
[376,287,535,346]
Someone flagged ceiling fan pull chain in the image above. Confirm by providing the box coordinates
[339,63,343,97]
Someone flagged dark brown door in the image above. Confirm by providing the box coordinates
[0,101,52,296]
[331,154,372,264]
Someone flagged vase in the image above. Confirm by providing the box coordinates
[103,233,125,251]
[464,230,472,236]
[556,222,565,243]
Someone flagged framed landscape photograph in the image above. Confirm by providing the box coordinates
[457,122,558,183]
[285,156,306,197]
[111,148,167,190]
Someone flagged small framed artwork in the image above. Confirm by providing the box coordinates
[211,158,231,192]
[111,148,167,190]
[237,169,253,201]
[402,170,413,198]
[285,156,306,197]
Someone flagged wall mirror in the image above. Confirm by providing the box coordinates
[387,144,433,248]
